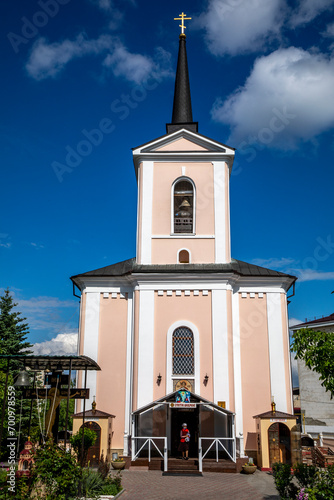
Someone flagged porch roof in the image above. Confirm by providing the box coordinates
[132,389,235,416]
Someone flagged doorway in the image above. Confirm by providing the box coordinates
[268,423,291,467]
[170,407,199,457]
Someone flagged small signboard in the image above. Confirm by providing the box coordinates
[22,388,90,399]
[218,401,226,409]
[170,403,197,409]
[270,418,287,423]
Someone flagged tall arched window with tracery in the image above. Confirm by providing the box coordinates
[172,327,194,375]
[173,179,194,233]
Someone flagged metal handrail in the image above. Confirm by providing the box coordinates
[198,437,236,473]
[131,436,168,472]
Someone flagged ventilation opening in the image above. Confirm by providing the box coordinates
[179,250,190,263]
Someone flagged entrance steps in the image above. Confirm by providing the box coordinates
[163,458,202,476]
[130,457,243,474]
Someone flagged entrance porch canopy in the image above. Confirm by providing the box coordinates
[131,390,236,471]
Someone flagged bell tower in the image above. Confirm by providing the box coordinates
[133,15,235,266]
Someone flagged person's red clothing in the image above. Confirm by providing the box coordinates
[180,428,190,442]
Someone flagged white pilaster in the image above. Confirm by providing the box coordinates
[212,289,229,407]
[140,161,154,264]
[232,291,243,441]
[213,161,226,263]
[83,292,101,408]
[137,290,155,408]
[267,293,287,412]
[123,291,134,455]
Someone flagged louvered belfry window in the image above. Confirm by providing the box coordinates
[173,327,194,375]
[174,180,193,233]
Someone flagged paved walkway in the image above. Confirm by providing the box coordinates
[117,470,279,500]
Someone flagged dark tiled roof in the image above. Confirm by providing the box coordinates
[253,410,296,419]
[73,409,115,418]
[71,257,296,280]
[290,313,334,329]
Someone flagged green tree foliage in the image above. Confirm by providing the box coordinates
[70,427,96,466]
[291,328,334,397]
[31,441,81,500]
[0,288,32,370]
[0,288,33,459]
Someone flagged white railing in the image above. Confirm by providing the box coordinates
[198,437,236,473]
[131,437,168,472]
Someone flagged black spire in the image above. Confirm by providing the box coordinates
[166,34,198,134]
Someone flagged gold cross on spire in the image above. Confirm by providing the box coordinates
[174,12,191,35]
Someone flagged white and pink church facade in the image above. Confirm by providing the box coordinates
[71,31,296,466]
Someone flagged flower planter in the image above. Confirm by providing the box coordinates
[242,465,257,474]
[111,461,126,470]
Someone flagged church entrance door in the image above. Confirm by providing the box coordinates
[170,407,199,458]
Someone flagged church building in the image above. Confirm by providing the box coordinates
[71,17,296,469]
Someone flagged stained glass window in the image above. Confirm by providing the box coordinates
[173,327,194,374]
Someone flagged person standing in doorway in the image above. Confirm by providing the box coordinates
[178,423,190,460]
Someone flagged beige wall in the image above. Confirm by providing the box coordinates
[239,294,271,448]
[96,294,128,449]
[153,291,213,400]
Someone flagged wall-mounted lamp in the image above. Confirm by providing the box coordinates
[157,373,162,386]
[203,374,209,387]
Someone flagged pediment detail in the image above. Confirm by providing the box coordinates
[132,129,235,156]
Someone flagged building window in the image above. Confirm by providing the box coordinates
[173,179,194,233]
[178,249,190,263]
[173,327,194,375]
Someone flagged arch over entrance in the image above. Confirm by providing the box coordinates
[80,421,101,466]
[268,422,291,467]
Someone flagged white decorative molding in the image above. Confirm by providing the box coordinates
[103,292,109,298]
[158,290,164,296]
[83,292,101,408]
[232,291,243,438]
[203,290,208,296]
[258,293,264,298]
[151,235,214,239]
[267,293,287,412]
[140,161,154,264]
[137,290,155,408]
[213,162,227,263]
[167,290,173,296]
[250,293,255,298]
[166,320,200,394]
[124,291,134,454]
[241,292,247,298]
[176,290,181,296]
[212,289,229,407]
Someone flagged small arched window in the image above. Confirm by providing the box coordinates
[178,249,190,263]
[173,179,194,233]
[172,327,194,375]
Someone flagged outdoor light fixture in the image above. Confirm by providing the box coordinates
[157,373,162,386]
[14,370,30,387]
[203,374,209,386]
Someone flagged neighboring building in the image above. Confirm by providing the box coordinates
[290,313,334,448]
[71,26,296,468]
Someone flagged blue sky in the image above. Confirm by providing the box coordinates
[1,0,334,354]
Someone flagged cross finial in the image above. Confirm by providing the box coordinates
[174,12,191,35]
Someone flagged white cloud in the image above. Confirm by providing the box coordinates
[103,45,172,84]
[292,269,334,282]
[289,317,303,327]
[212,47,334,150]
[26,34,114,80]
[251,257,295,269]
[26,34,172,84]
[197,0,286,56]
[33,332,78,356]
[290,0,334,27]
[0,233,11,248]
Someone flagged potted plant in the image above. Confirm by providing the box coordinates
[111,458,126,470]
[242,461,257,474]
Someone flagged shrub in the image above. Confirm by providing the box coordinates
[294,463,318,489]
[70,427,96,466]
[272,462,298,500]
[31,441,81,500]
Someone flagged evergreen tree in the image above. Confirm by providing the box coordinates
[0,288,32,370]
[0,288,33,459]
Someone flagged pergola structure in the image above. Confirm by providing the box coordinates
[0,355,100,453]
